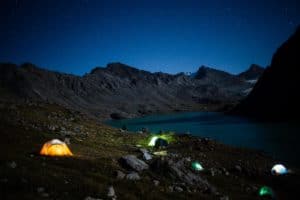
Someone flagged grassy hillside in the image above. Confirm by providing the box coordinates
[0,102,299,199]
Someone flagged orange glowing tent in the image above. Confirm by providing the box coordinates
[40,139,73,156]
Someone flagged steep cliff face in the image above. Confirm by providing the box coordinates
[232,27,300,121]
[0,62,256,119]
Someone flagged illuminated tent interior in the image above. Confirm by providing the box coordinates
[40,139,73,156]
[271,164,288,175]
[147,134,174,147]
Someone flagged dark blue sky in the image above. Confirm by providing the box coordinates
[1,0,299,75]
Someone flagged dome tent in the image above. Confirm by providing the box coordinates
[40,139,73,156]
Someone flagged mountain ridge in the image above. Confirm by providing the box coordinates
[237,64,265,81]
[0,62,262,120]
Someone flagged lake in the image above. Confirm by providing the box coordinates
[106,112,300,167]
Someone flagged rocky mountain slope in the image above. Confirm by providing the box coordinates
[0,62,261,120]
[237,64,264,81]
[232,27,300,121]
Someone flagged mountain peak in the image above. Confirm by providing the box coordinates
[90,67,104,74]
[105,62,151,78]
[248,64,264,72]
[198,65,214,71]
[89,62,140,76]
[20,62,39,70]
[194,65,232,79]
[106,62,138,71]
[238,64,264,80]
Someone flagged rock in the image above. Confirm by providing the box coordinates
[143,152,152,160]
[185,157,191,162]
[119,129,125,133]
[174,186,184,192]
[41,193,49,198]
[84,196,102,200]
[21,178,28,183]
[186,188,192,193]
[153,180,160,186]
[168,186,174,192]
[121,125,127,131]
[141,127,149,133]
[139,148,147,153]
[252,185,258,191]
[37,187,45,193]
[126,172,141,180]
[107,186,116,199]
[48,125,56,131]
[245,185,258,194]
[116,170,125,180]
[74,126,81,133]
[111,112,127,120]
[234,165,242,173]
[140,148,152,161]
[169,153,179,158]
[152,158,217,194]
[209,168,216,176]
[0,178,8,183]
[64,137,71,145]
[221,167,229,176]
[245,187,251,193]
[120,155,149,172]
[8,161,17,169]
[220,195,229,200]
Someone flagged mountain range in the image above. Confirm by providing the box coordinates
[0,62,263,120]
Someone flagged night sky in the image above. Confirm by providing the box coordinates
[1,0,299,75]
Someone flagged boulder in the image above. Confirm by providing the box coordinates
[116,170,125,180]
[151,158,217,194]
[174,186,184,192]
[107,186,116,199]
[153,180,160,186]
[139,148,152,160]
[120,155,149,172]
[84,196,102,200]
[126,172,141,180]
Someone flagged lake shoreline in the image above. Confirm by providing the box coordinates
[107,111,300,167]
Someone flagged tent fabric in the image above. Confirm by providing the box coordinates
[40,139,73,156]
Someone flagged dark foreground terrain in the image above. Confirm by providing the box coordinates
[0,101,299,200]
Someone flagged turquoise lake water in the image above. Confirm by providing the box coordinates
[106,112,300,167]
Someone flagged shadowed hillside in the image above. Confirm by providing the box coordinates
[232,27,300,121]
